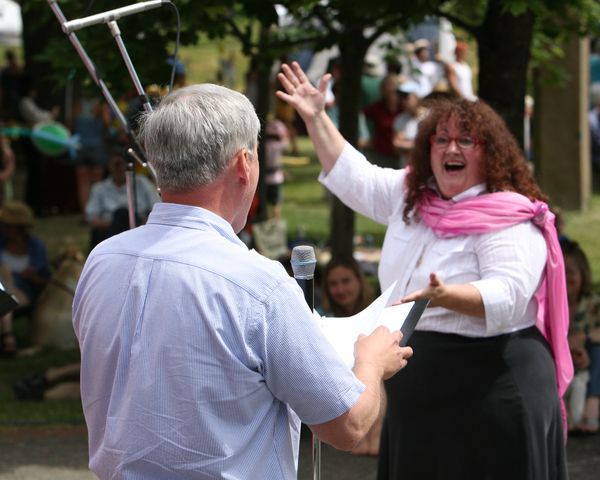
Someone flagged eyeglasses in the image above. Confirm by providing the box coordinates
[429,134,485,150]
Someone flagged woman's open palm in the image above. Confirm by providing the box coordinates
[276,62,330,122]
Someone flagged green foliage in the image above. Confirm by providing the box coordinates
[438,0,600,89]
[26,1,181,92]
[564,196,600,291]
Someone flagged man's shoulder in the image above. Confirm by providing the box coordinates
[204,245,293,299]
[90,226,292,300]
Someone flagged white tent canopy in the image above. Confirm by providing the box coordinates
[0,0,22,46]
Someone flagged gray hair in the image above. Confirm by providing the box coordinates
[138,84,260,191]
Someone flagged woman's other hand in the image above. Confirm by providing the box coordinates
[400,272,446,307]
[400,272,485,318]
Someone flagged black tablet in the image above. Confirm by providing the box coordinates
[399,299,429,347]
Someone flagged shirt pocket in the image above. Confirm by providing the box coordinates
[430,236,479,280]
[386,220,416,246]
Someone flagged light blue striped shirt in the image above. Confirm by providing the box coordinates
[73,202,364,479]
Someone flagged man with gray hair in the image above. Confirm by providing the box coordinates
[73,84,412,479]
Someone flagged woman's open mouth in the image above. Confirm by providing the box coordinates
[444,160,465,172]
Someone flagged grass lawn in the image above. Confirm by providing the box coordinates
[1,134,599,426]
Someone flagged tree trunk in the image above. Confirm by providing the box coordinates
[329,33,370,258]
[253,26,275,223]
[476,0,535,148]
[21,2,64,109]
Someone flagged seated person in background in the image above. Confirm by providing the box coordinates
[563,238,600,435]
[0,201,50,356]
[85,149,160,249]
[322,256,374,317]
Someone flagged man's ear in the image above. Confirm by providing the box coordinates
[233,148,251,185]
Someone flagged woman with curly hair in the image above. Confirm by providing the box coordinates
[277,62,570,479]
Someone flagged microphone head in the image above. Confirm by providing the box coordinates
[291,245,317,279]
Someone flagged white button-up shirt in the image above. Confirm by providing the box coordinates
[73,202,364,479]
[320,143,547,337]
[85,175,160,223]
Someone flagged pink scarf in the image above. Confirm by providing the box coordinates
[418,189,573,436]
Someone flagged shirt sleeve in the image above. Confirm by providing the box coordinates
[252,273,365,425]
[319,142,406,225]
[470,221,547,335]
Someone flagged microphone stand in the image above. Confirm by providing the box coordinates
[47,0,157,230]
[106,19,153,229]
[290,245,321,480]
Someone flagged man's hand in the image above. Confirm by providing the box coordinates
[354,326,413,380]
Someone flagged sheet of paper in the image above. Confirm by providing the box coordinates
[317,281,415,368]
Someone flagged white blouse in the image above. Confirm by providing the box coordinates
[320,142,547,338]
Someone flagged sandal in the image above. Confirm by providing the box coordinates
[0,331,17,357]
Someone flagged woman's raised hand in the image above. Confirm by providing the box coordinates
[276,62,330,123]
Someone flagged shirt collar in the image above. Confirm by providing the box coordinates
[452,183,487,201]
[426,178,487,202]
[147,202,246,248]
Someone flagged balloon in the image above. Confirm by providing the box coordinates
[31,121,76,156]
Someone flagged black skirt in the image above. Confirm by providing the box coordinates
[377,327,568,480]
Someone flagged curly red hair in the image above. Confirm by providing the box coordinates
[403,98,547,223]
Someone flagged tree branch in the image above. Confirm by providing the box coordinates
[367,14,407,43]
[224,16,252,48]
[435,9,481,37]
[311,4,336,34]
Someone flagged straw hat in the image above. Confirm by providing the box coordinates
[0,201,34,227]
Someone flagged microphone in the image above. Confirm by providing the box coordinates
[62,1,169,33]
[290,245,317,312]
[291,245,321,480]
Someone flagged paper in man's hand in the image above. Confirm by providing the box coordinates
[316,282,426,368]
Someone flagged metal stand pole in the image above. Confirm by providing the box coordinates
[313,433,321,480]
[47,0,158,229]
[106,19,156,228]
[47,0,130,133]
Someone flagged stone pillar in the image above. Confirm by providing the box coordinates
[534,37,590,211]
